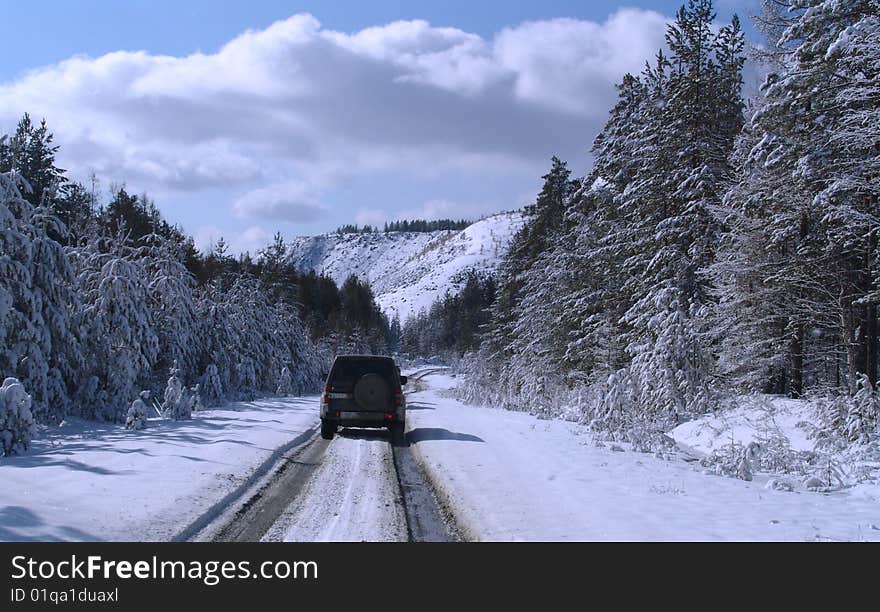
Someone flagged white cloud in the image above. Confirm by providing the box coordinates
[234,226,273,254]
[397,198,498,222]
[193,224,273,255]
[193,224,225,253]
[329,19,508,95]
[0,9,671,227]
[232,179,325,222]
[355,208,388,227]
[494,10,669,115]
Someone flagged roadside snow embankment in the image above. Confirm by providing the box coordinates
[671,395,815,456]
[670,395,880,497]
[407,374,880,541]
[0,397,319,541]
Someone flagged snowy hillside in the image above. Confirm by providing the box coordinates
[288,212,524,322]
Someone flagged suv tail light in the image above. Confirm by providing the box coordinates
[393,387,403,407]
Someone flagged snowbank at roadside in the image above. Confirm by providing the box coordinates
[670,395,816,456]
[407,374,880,541]
[670,394,880,501]
[0,397,319,541]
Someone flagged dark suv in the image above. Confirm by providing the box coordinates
[320,355,408,442]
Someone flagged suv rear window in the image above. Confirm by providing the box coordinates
[328,357,397,391]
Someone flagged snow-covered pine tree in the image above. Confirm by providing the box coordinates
[200,363,224,407]
[388,315,402,354]
[0,163,82,423]
[190,384,204,412]
[560,69,657,382]
[226,275,284,396]
[828,1,879,217]
[558,182,627,381]
[658,0,743,305]
[195,282,239,402]
[471,158,578,409]
[279,301,320,394]
[707,177,795,394]
[709,1,813,396]
[0,171,30,388]
[812,0,880,391]
[612,1,744,423]
[505,225,580,415]
[160,361,190,419]
[71,233,158,421]
[0,377,36,456]
[716,0,879,396]
[0,114,65,210]
[847,374,879,443]
[236,356,258,400]
[140,233,200,387]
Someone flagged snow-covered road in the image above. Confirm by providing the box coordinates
[406,373,880,541]
[3,372,878,542]
[265,432,408,542]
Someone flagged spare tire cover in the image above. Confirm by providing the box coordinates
[353,373,391,411]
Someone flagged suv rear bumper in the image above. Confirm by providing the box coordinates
[322,410,404,427]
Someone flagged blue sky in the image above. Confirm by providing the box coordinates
[1,0,759,252]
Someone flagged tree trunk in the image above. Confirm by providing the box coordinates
[865,229,878,385]
[789,323,804,398]
[844,239,876,394]
[866,302,878,386]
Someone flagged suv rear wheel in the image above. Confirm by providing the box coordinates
[390,420,405,446]
[321,419,337,440]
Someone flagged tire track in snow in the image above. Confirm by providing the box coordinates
[392,441,462,542]
[314,434,368,541]
[269,431,408,542]
[206,368,461,542]
[175,424,320,542]
[208,436,330,542]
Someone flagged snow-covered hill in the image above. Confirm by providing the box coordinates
[288,212,525,322]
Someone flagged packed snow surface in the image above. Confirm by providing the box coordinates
[0,397,318,541]
[288,212,524,322]
[406,374,880,541]
[266,433,407,542]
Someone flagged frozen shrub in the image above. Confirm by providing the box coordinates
[200,364,223,407]
[160,363,183,418]
[178,387,196,420]
[0,377,36,456]
[701,440,757,481]
[236,357,257,400]
[805,456,846,490]
[847,375,879,443]
[190,384,204,412]
[126,391,151,430]
[160,361,193,420]
[276,366,294,396]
